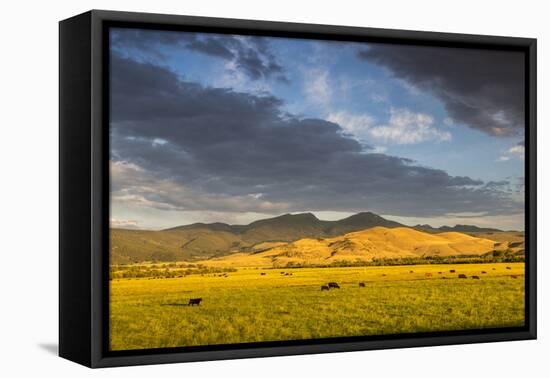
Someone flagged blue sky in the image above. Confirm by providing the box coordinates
[109,28,525,230]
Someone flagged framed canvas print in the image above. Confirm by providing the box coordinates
[59,10,537,368]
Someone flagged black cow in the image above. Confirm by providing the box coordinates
[188,298,202,306]
[328,282,340,289]
[359,282,366,287]
[260,272,266,275]
[458,274,467,279]
[472,275,480,279]
[321,285,329,291]
[506,266,512,270]
[450,269,456,273]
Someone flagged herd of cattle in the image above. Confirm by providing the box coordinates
[185,266,520,306]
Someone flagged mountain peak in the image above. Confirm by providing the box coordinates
[287,212,318,220]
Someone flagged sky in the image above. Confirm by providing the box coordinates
[109,28,525,231]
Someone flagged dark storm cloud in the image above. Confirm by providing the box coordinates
[110,53,521,217]
[111,28,289,83]
[357,44,525,137]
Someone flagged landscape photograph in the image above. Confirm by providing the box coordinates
[108,28,526,351]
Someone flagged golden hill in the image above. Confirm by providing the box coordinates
[206,227,497,267]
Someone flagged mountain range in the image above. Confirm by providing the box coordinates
[110,212,511,264]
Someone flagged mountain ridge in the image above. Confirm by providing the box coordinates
[110,212,510,264]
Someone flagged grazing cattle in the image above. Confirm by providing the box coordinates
[481,271,487,274]
[188,298,202,306]
[441,277,447,279]
[381,274,387,277]
[359,282,366,287]
[260,272,266,275]
[510,275,518,279]
[425,273,433,277]
[492,268,496,270]
[458,274,467,279]
[472,275,480,279]
[328,282,340,289]
[438,272,442,274]
[409,270,414,273]
[280,272,285,275]
[450,269,456,273]
[285,273,291,276]
[506,266,512,270]
[321,285,329,291]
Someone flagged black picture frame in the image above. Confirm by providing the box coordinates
[59,9,537,368]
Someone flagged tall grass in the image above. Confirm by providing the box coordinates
[110,262,524,351]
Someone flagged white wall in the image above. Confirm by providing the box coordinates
[0,0,547,376]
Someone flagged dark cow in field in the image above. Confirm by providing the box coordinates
[510,275,518,279]
[409,270,414,273]
[458,274,467,279]
[506,266,512,270]
[481,271,487,274]
[260,272,266,275]
[188,298,202,306]
[321,285,329,291]
[359,282,366,287]
[328,282,340,289]
[450,269,456,273]
[472,275,480,279]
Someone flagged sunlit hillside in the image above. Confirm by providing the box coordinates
[205,227,498,267]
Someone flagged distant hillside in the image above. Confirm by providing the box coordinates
[414,224,502,234]
[206,227,498,267]
[111,212,408,263]
[110,212,508,264]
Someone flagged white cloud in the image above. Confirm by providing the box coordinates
[509,145,525,157]
[371,145,387,154]
[369,108,452,144]
[304,69,331,106]
[327,111,375,140]
[110,218,139,229]
[497,144,525,162]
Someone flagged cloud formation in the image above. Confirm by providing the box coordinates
[357,44,525,137]
[328,109,451,145]
[110,53,521,218]
[111,28,289,83]
[369,108,451,144]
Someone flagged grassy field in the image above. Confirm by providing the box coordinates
[110,262,524,351]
